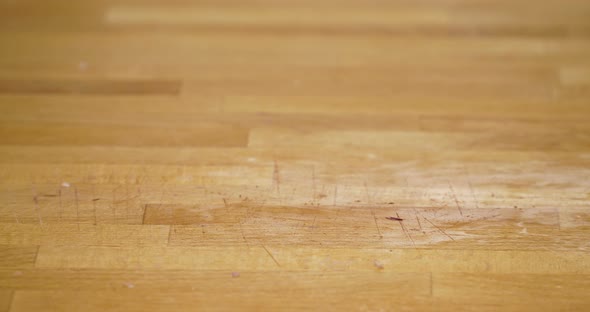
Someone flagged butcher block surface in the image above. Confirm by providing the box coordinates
[0,0,590,311]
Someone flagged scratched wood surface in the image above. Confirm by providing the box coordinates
[1,0,590,311]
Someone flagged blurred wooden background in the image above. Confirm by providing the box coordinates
[0,0,589,311]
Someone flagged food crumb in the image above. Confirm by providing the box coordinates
[61,182,71,188]
[123,282,135,288]
[232,272,240,278]
[374,260,384,270]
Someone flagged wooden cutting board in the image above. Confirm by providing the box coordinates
[0,0,589,311]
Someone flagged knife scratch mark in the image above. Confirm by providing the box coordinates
[273,159,281,195]
[31,184,43,225]
[448,181,463,216]
[262,244,281,267]
[333,184,338,207]
[468,181,479,209]
[397,212,414,246]
[74,186,80,230]
[422,215,455,241]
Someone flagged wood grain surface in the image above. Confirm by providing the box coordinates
[1,0,590,311]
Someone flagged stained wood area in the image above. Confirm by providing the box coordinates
[1,0,590,311]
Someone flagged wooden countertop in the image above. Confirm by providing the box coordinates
[1,0,589,311]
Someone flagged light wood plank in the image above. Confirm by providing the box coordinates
[0,121,248,148]
[0,246,37,268]
[35,246,590,273]
[0,224,169,247]
[0,290,12,312]
[433,273,590,306]
[0,79,181,95]
[9,273,429,312]
[0,269,430,290]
